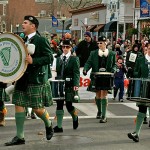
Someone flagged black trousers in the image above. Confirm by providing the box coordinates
[56,100,74,112]
[138,105,147,114]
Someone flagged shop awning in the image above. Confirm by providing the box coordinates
[86,25,97,32]
[94,24,104,32]
[104,21,117,32]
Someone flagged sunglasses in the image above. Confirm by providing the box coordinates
[62,45,71,49]
[97,42,103,45]
[118,62,123,64]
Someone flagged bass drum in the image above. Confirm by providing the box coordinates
[0,33,28,83]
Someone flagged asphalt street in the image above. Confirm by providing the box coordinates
[1,91,150,150]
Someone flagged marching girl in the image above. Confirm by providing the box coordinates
[53,39,80,133]
[83,36,116,123]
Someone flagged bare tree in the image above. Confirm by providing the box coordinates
[58,0,102,9]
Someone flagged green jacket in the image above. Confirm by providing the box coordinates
[56,55,80,87]
[15,34,53,89]
[83,49,116,79]
[133,56,150,106]
[134,56,149,78]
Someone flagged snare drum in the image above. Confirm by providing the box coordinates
[49,79,65,100]
[92,72,114,90]
[127,78,150,103]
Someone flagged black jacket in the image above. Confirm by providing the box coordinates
[76,39,98,67]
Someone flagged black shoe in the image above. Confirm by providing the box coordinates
[96,112,101,119]
[100,117,107,123]
[46,125,54,140]
[120,99,124,102]
[127,132,139,142]
[73,116,78,129]
[143,117,148,124]
[31,113,37,119]
[149,121,150,127]
[5,136,25,146]
[53,126,63,133]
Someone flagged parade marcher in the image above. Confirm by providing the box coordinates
[127,43,150,142]
[5,15,54,146]
[53,39,80,133]
[126,44,143,78]
[75,31,98,67]
[113,56,127,102]
[83,36,116,123]
[19,32,37,120]
[0,82,7,126]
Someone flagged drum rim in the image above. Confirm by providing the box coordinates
[92,72,114,75]
[48,79,65,82]
[128,78,150,81]
[0,32,28,83]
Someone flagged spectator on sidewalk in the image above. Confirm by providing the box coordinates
[75,31,98,67]
[113,56,127,102]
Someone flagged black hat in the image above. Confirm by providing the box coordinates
[98,36,107,42]
[24,15,39,28]
[62,39,72,46]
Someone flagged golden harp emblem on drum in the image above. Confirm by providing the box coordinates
[0,47,11,66]
[0,33,28,83]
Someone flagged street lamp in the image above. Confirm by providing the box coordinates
[61,14,66,38]
[16,24,19,34]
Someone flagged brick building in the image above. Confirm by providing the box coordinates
[0,0,71,33]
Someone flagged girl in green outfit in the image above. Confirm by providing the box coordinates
[53,39,80,133]
[128,43,150,142]
[83,36,116,123]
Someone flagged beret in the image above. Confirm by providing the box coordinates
[24,15,39,28]
[62,39,72,46]
[98,36,107,42]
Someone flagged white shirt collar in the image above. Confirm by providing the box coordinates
[61,51,71,60]
[98,48,109,57]
[27,32,36,40]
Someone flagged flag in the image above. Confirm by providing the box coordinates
[52,16,58,27]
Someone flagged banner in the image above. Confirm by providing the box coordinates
[52,16,58,27]
[140,0,150,17]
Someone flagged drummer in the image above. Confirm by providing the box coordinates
[127,43,150,142]
[83,36,116,123]
[5,15,54,146]
[53,39,80,133]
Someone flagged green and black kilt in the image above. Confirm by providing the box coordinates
[65,87,80,103]
[12,81,53,108]
[87,76,97,92]
[0,88,10,102]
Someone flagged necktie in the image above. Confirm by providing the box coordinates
[24,36,28,43]
[61,56,66,78]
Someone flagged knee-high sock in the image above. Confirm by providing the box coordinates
[135,112,146,136]
[15,112,26,139]
[101,99,108,119]
[69,107,78,121]
[95,97,101,114]
[37,110,51,127]
[56,110,64,128]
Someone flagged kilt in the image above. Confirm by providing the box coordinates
[0,88,10,102]
[65,87,80,103]
[12,81,53,108]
